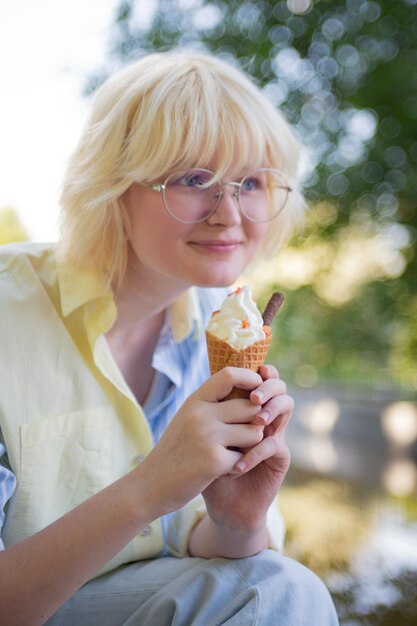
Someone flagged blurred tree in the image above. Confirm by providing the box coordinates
[86,0,417,389]
[0,208,29,245]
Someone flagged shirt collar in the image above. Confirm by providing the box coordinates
[57,260,113,318]
[169,288,202,342]
[57,259,201,342]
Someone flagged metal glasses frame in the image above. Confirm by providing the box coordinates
[141,167,292,224]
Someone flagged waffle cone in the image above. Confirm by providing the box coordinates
[206,330,272,400]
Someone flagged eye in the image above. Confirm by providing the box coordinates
[175,170,212,188]
[242,176,262,192]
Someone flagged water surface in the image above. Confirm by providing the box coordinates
[281,385,417,624]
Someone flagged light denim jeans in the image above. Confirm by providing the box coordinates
[47,550,339,625]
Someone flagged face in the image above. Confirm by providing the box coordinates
[121,172,268,291]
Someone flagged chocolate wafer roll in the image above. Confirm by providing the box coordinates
[262,292,284,326]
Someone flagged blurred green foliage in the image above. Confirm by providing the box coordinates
[87,0,417,391]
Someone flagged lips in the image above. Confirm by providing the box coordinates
[189,239,242,252]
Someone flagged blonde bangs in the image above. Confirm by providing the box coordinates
[122,66,270,183]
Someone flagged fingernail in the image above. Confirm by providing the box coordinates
[236,461,247,472]
[252,390,264,401]
[257,410,270,423]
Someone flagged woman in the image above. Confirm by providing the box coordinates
[0,51,339,624]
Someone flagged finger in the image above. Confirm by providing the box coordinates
[234,435,291,474]
[224,447,243,471]
[216,399,262,424]
[255,393,294,426]
[258,364,280,380]
[223,423,264,449]
[201,367,263,402]
[250,377,287,406]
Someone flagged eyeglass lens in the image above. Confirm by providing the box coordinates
[162,169,289,223]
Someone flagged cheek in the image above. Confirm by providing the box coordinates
[128,211,185,263]
[247,223,269,249]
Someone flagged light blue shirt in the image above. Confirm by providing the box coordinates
[0,443,16,550]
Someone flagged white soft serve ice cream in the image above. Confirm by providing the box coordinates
[206,285,266,350]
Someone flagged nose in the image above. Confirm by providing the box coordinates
[206,184,242,226]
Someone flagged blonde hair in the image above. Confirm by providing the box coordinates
[58,50,306,287]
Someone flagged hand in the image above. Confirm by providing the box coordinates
[136,367,270,519]
[200,364,293,533]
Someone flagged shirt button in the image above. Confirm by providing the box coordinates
[140,525,152,537]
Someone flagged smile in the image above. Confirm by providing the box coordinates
[189,240,242,253]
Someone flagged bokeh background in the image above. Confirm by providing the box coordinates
[1,1,416,624]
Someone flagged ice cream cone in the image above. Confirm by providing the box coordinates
[206,330,272,400]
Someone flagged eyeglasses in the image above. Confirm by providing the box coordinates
[141,168,292,224]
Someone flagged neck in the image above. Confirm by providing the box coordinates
[110,254,189,335]
[104,250,192,405]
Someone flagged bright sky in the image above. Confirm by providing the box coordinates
[0,0,121,241]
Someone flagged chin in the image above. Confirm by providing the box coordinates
[192,271,241,289]
[186,255,255,289]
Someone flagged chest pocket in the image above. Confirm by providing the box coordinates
[3,407,113,547]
